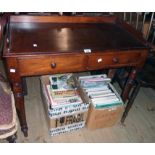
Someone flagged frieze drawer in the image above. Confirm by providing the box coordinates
[18,55,86,76]
[87,51,141,70]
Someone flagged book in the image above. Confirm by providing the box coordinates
[91,98,121,108]
[84,86,109,92]
[94,101,123,109]
[51,90,78,98]
[79,75,111,86]
[49,73,76,91]
[86,90,112,96]
[81,81,109,89]
[46,85,83,107]
[89,92,116,99]
[80,78,110,85]
[87,89,112,96]
[79,74,108,80]
[91,96,119,104]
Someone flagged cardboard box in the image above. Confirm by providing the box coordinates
[49,112,87,136]
[76,77,125,130]
[40,75,89,136]
[86,104,124,129]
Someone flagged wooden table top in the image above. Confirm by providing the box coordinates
[8,22,147,55]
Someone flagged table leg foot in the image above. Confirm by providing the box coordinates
[13,84,28,137]
[121,113,127,124]
[21,126,28,137]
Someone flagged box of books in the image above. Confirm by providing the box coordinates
[40,75,89,118]
[77,74,124,129]
[40,74,89,136]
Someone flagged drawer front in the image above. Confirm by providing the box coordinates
[18,55,86,76]
[87,51,141,70]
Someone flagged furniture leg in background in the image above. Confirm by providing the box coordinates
[121,68,138,101]
[22,77,27,96]
[121,68,139,123]
[121,57,155,123]
[108,69,117,83]
[121,81,141,123]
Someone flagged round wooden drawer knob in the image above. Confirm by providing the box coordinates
[112,57,119,64]
[51,63,56,68]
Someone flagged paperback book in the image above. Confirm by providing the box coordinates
[51,89,78,98]
[49,73,76,91]
[46,85,83,107]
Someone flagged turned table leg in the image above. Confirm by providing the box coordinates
[121,68,137,101]
[108,69,117,83]
[6,58,28,137]
[121,82,141,123]
[121,68,138,123]
[12,81,28,137]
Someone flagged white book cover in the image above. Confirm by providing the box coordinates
[79,74,108,80]
[87,89,112,96]
[80,78,111,84]
[81,81,109,88]
[89,92,116,99]
[91,95,119,103]
[85,85,109,92]
[92,98,120,106]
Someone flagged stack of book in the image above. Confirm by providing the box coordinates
[44,74,89,118]
[78,74,123,109]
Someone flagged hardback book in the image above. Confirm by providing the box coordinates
[94,101,123,109]
[81,81,109,89]
[89,92,117,99]
[84,85,109,92]
[86,89,112,95]
[91,96,119,104]
[80,81,110,90]
[79,74,108,80]
[79,76,111,87]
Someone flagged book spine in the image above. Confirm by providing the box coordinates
[79,74,107,80]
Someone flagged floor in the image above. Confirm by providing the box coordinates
[0,61,155,143]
